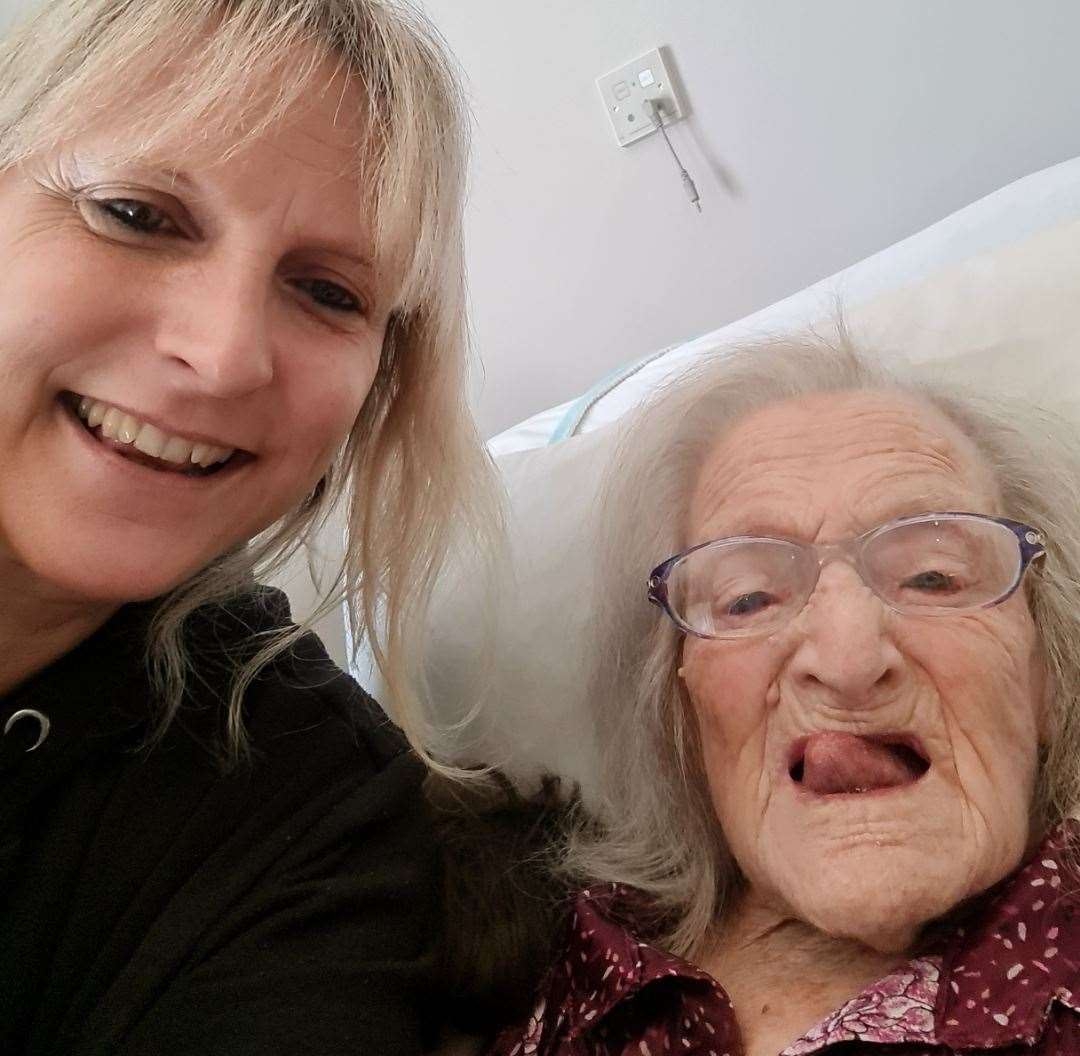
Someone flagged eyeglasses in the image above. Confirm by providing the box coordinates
[647,512,1046,640]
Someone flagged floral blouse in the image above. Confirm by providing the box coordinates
[490,823,1080,1055]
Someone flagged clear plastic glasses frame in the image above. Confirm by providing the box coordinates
[647,512,1046,640]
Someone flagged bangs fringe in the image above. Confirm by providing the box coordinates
[0,0,465,314]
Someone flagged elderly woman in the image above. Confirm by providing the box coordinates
[0,0,492,1052]
[489,338,1080,1055]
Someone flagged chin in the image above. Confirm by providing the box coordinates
[795,869,950,953]
[743,770,1037,951]
[16,529,219,606]
[765,835,984,954]
[44,564,196,606]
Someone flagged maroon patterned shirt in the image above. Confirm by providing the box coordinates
[490,823,1080,1055]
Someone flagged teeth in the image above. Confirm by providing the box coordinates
[190,443,233,468]
[100,407,122,440]
[160,435,195,464]
[72,394,236,469]
[117,414,140,444]
[133,423,166,459]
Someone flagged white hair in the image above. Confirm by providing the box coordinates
[566,331,1080,957]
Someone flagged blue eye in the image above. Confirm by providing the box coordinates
[293,278,363,314]
[726,590,775,616]
[902,570,957,593]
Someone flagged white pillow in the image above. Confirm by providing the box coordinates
[424,428,612,797]
[849,218,1080,404]
[424,214,1080,796]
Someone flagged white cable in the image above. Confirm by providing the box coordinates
[644,99,701,213]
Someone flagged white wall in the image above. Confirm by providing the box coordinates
[419,0,1080,437]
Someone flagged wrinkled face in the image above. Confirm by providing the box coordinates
[0,68,389,605]
[681,390,1046,952]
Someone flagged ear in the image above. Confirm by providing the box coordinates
[676,634,696,682]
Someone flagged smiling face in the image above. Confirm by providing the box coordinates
[680,390,1047,952]
[0,65,388,607]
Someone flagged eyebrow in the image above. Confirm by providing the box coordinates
[302,240,375,271]
[159,168,199,193]
[159,169,377,266]
[81,156,376,259]
[694,515,806,543]
[700,493,990,544]
[68,152,202,195]
[857,492,990,527]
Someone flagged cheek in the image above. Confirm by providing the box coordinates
[0,240,148,473]
[926,615,1038,719]
[276,339,382,467]
[903,609,1043,783]
[0,235,109,376]
[683,640,779,816]
[1029,633,1051,744]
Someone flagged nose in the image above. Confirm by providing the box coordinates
[154,256,275,399]
[785,559,905,706]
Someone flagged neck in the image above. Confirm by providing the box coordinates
[700,889,905,1056]
[0,551,117,698]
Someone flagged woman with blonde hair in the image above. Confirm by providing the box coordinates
[0,0,490,1051]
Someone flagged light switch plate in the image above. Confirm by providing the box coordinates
[596,47,684,147]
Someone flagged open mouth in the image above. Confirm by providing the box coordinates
[788,731,931,796]
[61,391,253,478]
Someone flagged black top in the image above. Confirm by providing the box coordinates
[0,588,439,1056]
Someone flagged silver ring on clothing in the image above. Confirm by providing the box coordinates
[4,709,51,751]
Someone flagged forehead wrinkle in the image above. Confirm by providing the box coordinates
[688,390,1000,543]
[690,451,820,541]
[837,452,992,528]
[263,121,359,179]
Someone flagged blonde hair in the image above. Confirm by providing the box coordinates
[0,0,496,762]
[569,332,1080,957]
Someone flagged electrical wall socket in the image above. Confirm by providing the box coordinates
[596,47,685,147]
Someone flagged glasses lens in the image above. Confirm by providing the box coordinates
[667,539,811,637]
[861,515,1021,611]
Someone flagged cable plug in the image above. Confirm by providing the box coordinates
[682,170,701,212]
[644,96,702,213]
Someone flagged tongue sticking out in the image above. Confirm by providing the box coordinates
[797,731,926,795]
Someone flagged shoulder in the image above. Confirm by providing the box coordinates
[149,588,437,942]
[433,776,578,1033]
[88,594,442,1055]
[181,585,422,808]
[490,882,717,1054]
[933,821,1080,1051]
